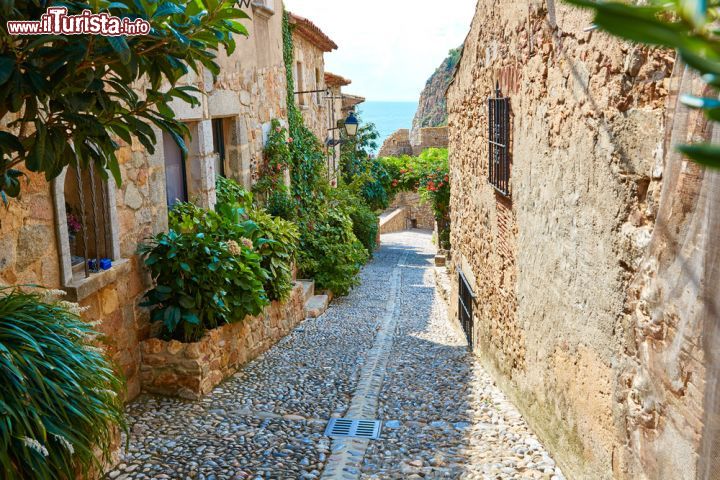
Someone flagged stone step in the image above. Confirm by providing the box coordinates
[297,279,315,303]
[305,294,330,318]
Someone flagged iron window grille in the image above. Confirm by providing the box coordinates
[458,271,475,348]
[65,164,112,280]
[488,82,511,197]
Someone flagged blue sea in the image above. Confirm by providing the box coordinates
[357,101,418,154]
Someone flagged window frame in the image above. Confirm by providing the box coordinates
[163,130,189,208]
[51,166,122,292]
[488,83,511,197]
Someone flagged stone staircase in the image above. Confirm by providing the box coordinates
[297,279,331,318]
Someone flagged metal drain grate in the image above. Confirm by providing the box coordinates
[324,418,382,440]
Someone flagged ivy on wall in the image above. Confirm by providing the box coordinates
[281,10,327,209]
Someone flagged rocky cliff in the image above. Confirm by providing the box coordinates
[411,47,462,133]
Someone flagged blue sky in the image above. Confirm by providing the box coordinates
[283,0,477,102]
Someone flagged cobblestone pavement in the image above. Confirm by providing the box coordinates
[109,231,564,480]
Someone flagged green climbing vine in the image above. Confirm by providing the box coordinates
[282,11,327,208]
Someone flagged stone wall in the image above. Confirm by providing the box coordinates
[139,284,305,399]
[379,208,407,235]
[292,32,328,142]
[411,127,449,155]
[445,1,707,478]
[389,191,435,231]
[378,129,413,158]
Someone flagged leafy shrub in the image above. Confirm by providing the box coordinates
[247,208,300,301]
[379,148,451,249]
[140,203,268,342]
[216,178,300,301]
[348,202,379,254]
[297,209,369,296]
[265,189,296,220]
[330,188,379,256]
[0,289,125,479]
[217,176,253,211]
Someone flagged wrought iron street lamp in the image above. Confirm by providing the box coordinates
[344,111,359,138]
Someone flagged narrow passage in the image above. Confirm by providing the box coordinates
[109,231,564,480]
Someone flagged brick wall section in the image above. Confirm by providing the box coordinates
[445,1,697,478]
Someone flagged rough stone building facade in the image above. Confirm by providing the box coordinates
[0,2,353,402]
[379,126,449,158]
[411,126,449,155]
[387,191,435,231]
[378,129,413,158]
[447,1,719,479]
[288,13,337,143]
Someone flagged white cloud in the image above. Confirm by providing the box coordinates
[283,0,477,101]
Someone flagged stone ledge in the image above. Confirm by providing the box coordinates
[379,208,407,234]
[63,258,132,302]
[139,283,305,399]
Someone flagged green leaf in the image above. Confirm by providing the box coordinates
[0,132,23,154]
[677,143,720,168]
[153,2,185,18]
[106,36,131,65]
[0,56,14,86]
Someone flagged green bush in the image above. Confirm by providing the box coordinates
[265,189,296,220]
[349,202,379,255]
[216,176,253,211]
[379,148,451,249]
[216,178,300,301]
[330,188,379,256]
[298,209,369,296]
[247,208,300,301]
[140,203,269,342]
[0,289,125,479]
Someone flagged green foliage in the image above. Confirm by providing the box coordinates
[282,11,328,208]
[340,118,390,211]
[566,0,720,168]
[0,0,250,203]
[253,120,289,193]
[279,10,372,295]
[379,148,451,249]
[247,208,300,301]
[297,209,369,296]
[265,190,296,220]
[216,177,299,300]
[0,289,125,479]
[217,176,253,211]
[330,187,379,255]
[139,203,268,342]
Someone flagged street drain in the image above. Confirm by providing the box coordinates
[324,418,382,440]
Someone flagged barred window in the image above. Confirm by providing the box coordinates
[488,83,511,197]
[458,272,475,349]
[52,163,121,290]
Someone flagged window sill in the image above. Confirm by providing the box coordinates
[63,258,132,302]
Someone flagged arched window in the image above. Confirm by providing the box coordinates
[52,164,120,288]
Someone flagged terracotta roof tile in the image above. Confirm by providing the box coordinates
[288,12,338,52]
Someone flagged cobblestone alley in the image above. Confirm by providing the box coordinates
[109,231,565,480]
